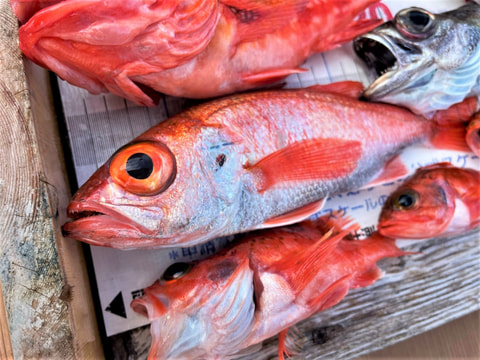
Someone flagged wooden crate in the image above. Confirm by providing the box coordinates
[0,0,478,359]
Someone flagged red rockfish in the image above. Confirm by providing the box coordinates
[131,214,407,360]
[378,162,480,239]
[9,0,60,23]
[16,0,383,106]
[62,82,477,249]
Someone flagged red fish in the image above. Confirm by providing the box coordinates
[62,82,477,249]
[466,112,480,156]
[378,162,480,239]
[10,0,62,23]
[16,0,383,106]
[131,214,407,360]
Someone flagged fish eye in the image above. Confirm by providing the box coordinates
[395,8,436,39]
[109,141,176,196]
[162,262,193,282]
[393,189,419,210]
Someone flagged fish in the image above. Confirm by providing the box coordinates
[466,112,480,156]
[61,81,477,250]
[377,162,480,240]
[130,213,408,360]
[16,0,384,106]
[9,0,62,23]
[353,3,480,117]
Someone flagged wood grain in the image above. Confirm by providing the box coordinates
[0,0,103,358]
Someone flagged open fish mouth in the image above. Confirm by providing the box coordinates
[353,34,398,80]
[62,202,159,249]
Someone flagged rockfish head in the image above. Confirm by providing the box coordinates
[354,3,480,116]
[377,162,477,239]
[62,116,246,249]
[131,256,256,359]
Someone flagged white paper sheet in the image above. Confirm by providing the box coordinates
[57,0,479,336]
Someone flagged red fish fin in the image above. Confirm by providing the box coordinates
[361,155,408,188]
[261,198,327,228]
[432,97,478,125]
[278,326,303,360]
[466,116,480,156]
[351,266,383,288]
[430,126,470,152]
[307,274,352,310]
[223,0,307,45]
[316,18,383,52]
[307,81,364,98]
[248,138,363,192]
[242,68,307,85]
[310,211,360,235]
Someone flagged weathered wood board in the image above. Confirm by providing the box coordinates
[0,1,103,358]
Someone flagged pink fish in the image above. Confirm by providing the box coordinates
[378,162,480,239]
[131,214,407,359]
[16,0,384,106]
[10,0,62,23]
[62,82,477,249]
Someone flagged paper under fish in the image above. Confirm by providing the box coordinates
[15,0,383,106]
[354,2,480,117]
[378,162,480,239]
[61,82,477,249]
[131,214,408,360]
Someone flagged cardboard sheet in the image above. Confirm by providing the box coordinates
[57,0,479,336]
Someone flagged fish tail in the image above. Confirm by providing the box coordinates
[430,97,478,152]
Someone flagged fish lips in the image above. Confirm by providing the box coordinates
[353,28,429,100]
[62,201,159,249]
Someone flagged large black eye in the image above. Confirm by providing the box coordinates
[162,262,193,281]
[395,8,436,39]
[394,189,419,210]
[126,153,154,179]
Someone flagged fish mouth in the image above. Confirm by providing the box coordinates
[62,201,161,249]
[353,31,426,100]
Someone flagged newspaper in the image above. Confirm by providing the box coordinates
[57,0,479,336]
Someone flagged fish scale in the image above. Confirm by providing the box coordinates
[61,82,469,249]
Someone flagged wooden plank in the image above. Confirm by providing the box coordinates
[0,0,103,358]
[0,281,13,359]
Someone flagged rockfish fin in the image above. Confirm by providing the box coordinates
[315,18,384,53]
[223,0,308,45]
[362,155,408,188]
[242,68,307,85]
[261,198,327,228]
[248,138,363,192]
[429,97,478,152]
[307,81,364,98]
[278,326,304,360]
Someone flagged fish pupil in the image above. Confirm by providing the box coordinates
[398,193,415,208]
[408,11,430,28]
[126,153,154,179]
[163,262,192,281]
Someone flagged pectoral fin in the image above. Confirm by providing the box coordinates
[261,198,327,228]
[247,138,362,193]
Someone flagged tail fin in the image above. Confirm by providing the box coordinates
[430,97,478,152]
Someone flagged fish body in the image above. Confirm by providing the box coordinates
[16,0,383,106]
[378,162,480,239]
[354,3,480,117]
[9,0,61,23]
[131,215,405,359]
[62,82,474,249]
[466,112,480,156]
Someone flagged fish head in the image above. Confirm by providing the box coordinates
[354,3,480,116]
[62,120,247,249]
[377,163,457,239]
[131,256,256,358]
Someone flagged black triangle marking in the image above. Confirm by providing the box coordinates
[105,291,127,318]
